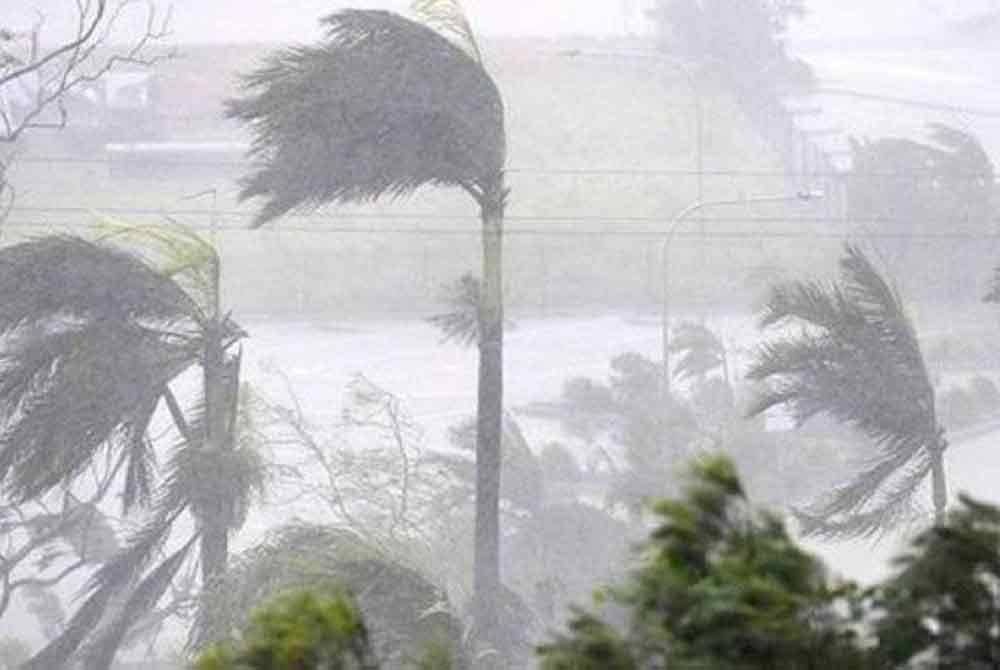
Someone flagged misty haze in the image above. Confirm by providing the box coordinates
[2,1,1000,668]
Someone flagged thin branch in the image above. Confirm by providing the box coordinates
[0,0,173,143]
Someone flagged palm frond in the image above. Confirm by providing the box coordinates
[0,236,202,332]
[24,508,189,669]
[793,452,931,540]
[121,397,159,515]
[0,322,198,501]
[411,0,483,63]
[669,321,725,381]
[226,9,506,226]
[21,575,120,670]
[428,273,481,347]
[81,535,198,670]
[94,217,220,316]
[85,510,179,601]
[747,243,942,537]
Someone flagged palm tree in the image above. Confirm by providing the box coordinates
[669,320,729,386]
[746,243,946,538]
[225,3,509,637]
[0,230,257,669]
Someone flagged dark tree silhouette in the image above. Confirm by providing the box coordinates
[747,243,947,538]
[225,5,509,639]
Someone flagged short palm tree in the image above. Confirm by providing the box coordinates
[669,320,729,386]
[225,2,509,636]
[0,230,257,669]
[746,243,947,538]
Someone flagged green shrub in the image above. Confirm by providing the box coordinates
[193,590,378,670]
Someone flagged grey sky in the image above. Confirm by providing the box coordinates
[8,0,993,44]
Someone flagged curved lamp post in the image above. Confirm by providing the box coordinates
[661,189,824,393]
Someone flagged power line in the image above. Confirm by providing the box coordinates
[9,204,851,224]
[10,155,999,181]
[13,205,1000,230]
[3,218,1000,240]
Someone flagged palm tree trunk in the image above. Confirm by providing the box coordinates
[200,329,230,587]
[931,441,948,525]
[474,178,506,644]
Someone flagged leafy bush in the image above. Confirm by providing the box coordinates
[193,590,378,670]
[538,456,871,670]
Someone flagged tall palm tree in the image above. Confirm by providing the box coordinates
[225,3,509,637]
[746,243,946,539]
[0,231,257,669]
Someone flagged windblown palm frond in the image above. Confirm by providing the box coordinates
[94,217,221,315]
[428,273,481,347]
[5,232,251,670]
[669,321,726,382]
[427,274,516,348]
[0,235,202,329]
[0,235,246,504]
[411,0,483,63]
[25,472,194,670]
[225,9,506,226]
[81,536,198,670]
[747,243,944,538]
[0,319,196,502]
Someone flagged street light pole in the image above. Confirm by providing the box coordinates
[660,190,823,394]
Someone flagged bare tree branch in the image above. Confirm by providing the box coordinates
[0,0,173,144]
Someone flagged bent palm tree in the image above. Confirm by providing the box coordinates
[746,243,946,538]
[0,232,256,669]
[225,3,508,637]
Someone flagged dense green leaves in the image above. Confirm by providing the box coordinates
[194,590,379,670]
[538,455,870,670]
[870,494,1000,669]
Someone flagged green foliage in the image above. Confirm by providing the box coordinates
[538,456,870,670]
[538,611,636,670]
[194,590,378,670]
[869,494,1000,669]
[747,243,945,538]
[406,635,455,670]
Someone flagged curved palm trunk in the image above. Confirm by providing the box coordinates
[474,178,506,644]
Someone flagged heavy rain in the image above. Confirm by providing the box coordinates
[2,1,1000,668]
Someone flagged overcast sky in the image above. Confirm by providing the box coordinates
[8,0,997,44]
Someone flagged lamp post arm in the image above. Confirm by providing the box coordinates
[660,190,823,395]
